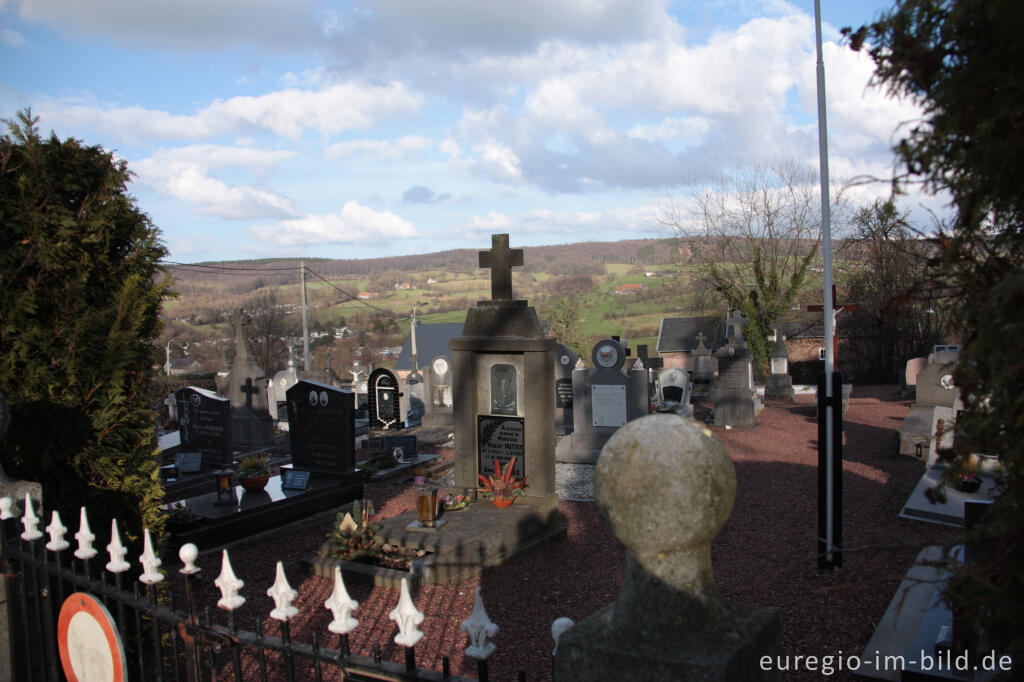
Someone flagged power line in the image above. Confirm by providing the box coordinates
[164,261,298,273]
[302,267,404,319]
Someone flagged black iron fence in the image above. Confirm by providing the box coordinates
[0,495,533,682]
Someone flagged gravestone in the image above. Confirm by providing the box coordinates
[175,386,232,466]
[916,360,960,408]
[901,356,927,398]
[764,327,795,400]
[553,343,579,436]
[286,380,356,476]
[269,353,299,427]
[422,354,454,428]
[366,367,407,432]
[555,338,650,464]
[635,344,664,405]
[691,332,714,397]
[655,367,693,417]
[899,353,962,459]
[450,234,557,506]
[713,311,762,426]
[224,308,274,448]
[553,415,779,679]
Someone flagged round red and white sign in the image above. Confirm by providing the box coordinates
[58,592,127,682]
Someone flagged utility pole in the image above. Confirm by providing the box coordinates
[300,261,310,372]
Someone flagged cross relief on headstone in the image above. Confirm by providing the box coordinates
[240,378,259,410]
[479,233,523,301]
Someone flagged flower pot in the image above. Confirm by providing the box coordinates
[240,474,270,493]
[491,497,515,509]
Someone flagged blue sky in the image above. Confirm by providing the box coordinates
[0,0,938,263]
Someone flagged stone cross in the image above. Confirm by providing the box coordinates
[240,378,259,410]
[479,233,523,301]
[725,310,748,344]
[695,332,707,349]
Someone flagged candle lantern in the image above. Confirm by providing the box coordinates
[214,469,236,506]
[415,487,438,527]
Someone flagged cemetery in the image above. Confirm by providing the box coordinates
[0,234,1011,681]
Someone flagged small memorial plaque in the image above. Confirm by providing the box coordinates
[555,378,573,408]
[592,384,627,427]
[383,435,417,457]
[174,451,203,474]
[281,469,311,491]
[477,415,525,479]
[276,401,289,423]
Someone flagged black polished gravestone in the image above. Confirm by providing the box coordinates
[554,342,579,436]
[286,380,358,476]
[478,415,525,479]
[367,367,405,432]
[175,387,233,466]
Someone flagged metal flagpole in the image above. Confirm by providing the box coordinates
[814,0,838,568]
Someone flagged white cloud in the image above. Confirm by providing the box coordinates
[133,145,300,220]
[628,117,712,143]
[36,81,422,143]
[325,136,432,160]
[251,201,419,246]
[9,0,324,50]
[1,27,26,46]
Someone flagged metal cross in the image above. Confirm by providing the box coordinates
[478,233,523,301]
[806,285,860,371]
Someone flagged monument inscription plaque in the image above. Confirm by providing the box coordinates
[477,415,525,480]
[592,384,627,427]
[555,379,574,408]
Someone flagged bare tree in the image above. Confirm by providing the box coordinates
[244,289,299,374]
[661,158,849,373]
[841,199,950,380]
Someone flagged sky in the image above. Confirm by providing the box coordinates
[0,0,943,264]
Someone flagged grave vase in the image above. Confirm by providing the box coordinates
[240,474,270,493]
[491,496,515,509]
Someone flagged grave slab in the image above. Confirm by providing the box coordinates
[168,468,363,551]
[899,466,999,527]
[309,498,564,588]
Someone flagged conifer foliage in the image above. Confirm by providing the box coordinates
[0,110,171,539]
[848,0,1024,666]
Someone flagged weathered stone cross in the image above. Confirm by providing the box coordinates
[479,233,523,301]
[695,331,708,349]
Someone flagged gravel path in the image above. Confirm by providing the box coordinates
[178,386,960,681]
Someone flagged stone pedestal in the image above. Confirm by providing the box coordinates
[764,373,794,400]
[554,415,779,680]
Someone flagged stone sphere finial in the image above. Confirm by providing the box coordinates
[595,414,735,598]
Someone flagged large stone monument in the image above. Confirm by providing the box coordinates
[450,234,557,507]
[224,308,274,448]
[712,311,763,427]
[553,414,779,679]
[555,338,650,463]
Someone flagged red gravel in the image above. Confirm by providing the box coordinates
[181,386,960,681]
